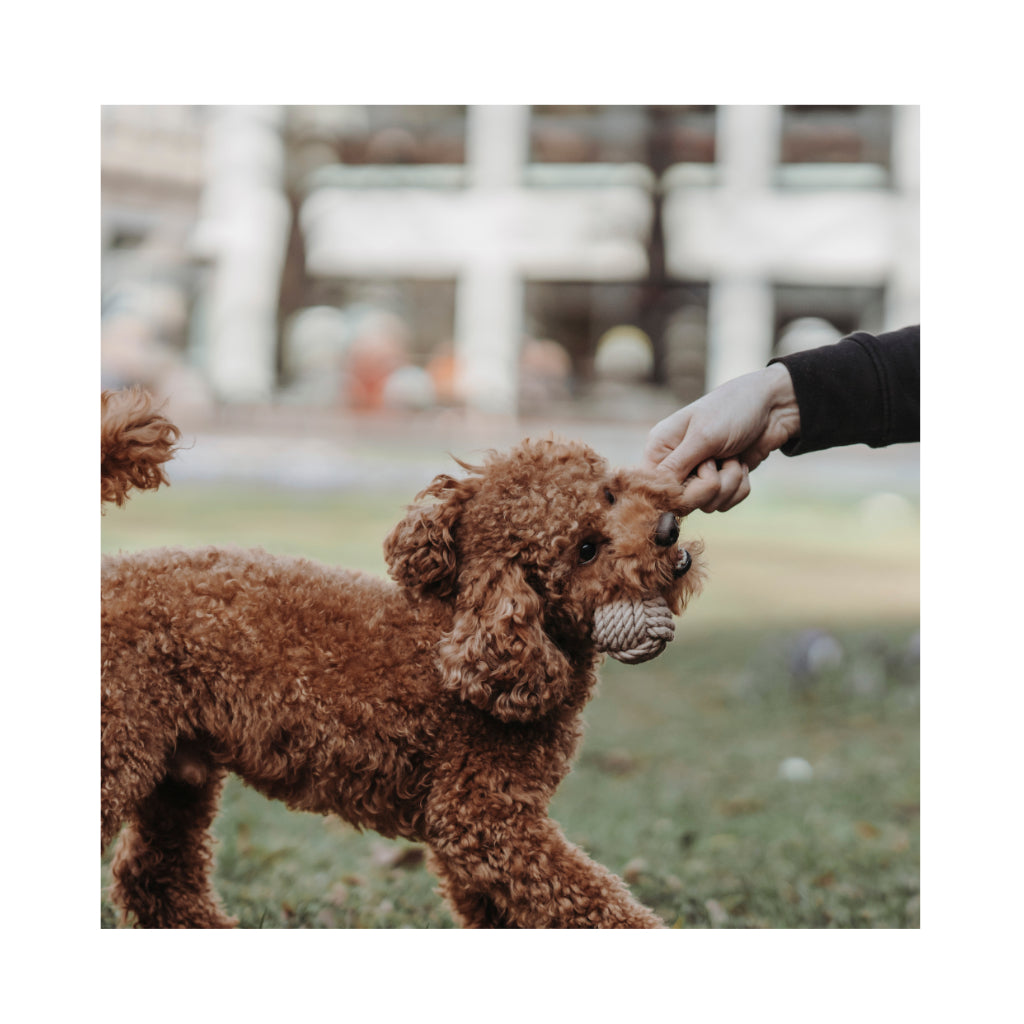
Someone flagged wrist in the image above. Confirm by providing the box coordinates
[763,362,801,446]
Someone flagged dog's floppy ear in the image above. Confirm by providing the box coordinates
[438,558,574,722]
[384,473,475,596]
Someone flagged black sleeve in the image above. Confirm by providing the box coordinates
[768,325,920,456]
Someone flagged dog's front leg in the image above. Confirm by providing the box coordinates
[427,813,665,929]
[426,850,520,928]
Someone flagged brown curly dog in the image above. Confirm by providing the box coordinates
[101,388,704,928]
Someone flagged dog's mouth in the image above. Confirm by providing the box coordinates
[673,550,692,579]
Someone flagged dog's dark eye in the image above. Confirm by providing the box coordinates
[579,541,599,565]
[604,488,616,506]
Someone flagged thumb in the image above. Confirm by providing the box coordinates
[643,409,698,474]
[657,438,710,483]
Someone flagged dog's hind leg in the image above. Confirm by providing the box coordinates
[110,765,236,928]
[101,733,171,853]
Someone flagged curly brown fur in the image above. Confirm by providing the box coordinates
[101,388,180,508]
[102,392,705,928]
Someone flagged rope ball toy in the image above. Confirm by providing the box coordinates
[593,595,675,664]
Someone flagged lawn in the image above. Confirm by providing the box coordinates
[101,480,919,928]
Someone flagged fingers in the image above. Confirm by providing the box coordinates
[683,458,752,513]
[712,459,751,512]
[679,459,720,509]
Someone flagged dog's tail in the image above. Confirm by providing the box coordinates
[101,388,181,508]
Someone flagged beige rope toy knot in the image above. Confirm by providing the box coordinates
[593,595,675,664]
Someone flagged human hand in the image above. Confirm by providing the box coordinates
[643,363,801,512]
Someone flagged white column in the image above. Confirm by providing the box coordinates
[198,106,290,403]
[704,106,780,387]
[455,105,531,415]
[717,105,781,191]
[887,105,920,329]
[891,104,920,194]
[706,278,775,387]
[465,104,530,188]
[455,260,524,413]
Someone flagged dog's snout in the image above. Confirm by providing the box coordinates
[655,512,679,547]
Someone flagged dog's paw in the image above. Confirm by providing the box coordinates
[593,596,675,664]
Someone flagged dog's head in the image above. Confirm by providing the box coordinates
[384,438,704,722]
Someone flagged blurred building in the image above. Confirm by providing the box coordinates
[101,106,206,400]
[101,105,919,416]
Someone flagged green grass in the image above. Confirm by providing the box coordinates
[101,482,919,928]
[100,483,405,571]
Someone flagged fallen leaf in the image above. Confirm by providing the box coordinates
[855,821,881,840]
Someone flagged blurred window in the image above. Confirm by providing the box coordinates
[529,106,716,164]
[772,283,887,354]
[302,277,457,366]
[778,106,892,187]
[287,106,467,165]
[525,280,709,392]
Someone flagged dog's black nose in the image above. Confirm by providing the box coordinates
[655,512,679,547]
